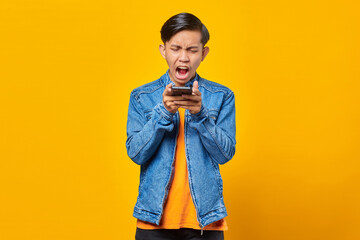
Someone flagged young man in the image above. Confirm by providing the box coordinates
[126,12,236,240]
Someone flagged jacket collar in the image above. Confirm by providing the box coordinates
[161,69,201,87]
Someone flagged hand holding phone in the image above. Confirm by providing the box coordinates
[163,82,201,114]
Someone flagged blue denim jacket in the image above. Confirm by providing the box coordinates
[126,69,236,228]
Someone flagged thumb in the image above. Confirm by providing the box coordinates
[193,81,199,90]
[166,83,173,93]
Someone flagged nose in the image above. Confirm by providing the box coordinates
[179,50,189,62]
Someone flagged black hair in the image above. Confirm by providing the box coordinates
[160,12,210,47]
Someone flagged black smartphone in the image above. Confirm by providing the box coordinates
[171,86,193,96]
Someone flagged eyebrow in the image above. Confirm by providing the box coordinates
[170,44,199,49]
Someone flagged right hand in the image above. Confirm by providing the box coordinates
[162,83,185,114]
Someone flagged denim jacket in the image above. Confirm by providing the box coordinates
[126,69,236,228]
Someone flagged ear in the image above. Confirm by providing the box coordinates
[159,44,166,59]
[201,46,209,61]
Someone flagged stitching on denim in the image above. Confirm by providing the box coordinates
[201,84,228,94]
[129,115,159,159]
[187,152,201,225]
[203,120,231,161]
[134,207,161,216]
[208,110,219,120]
[134,84,163,100]
[191,106,207,122]
[209,156,223,197]
[160,109,171,121]
[129,131,153,159]
[200,207,226,218]
[224,91,234,101]
[139,163,148,186]
[158,112,178,221]
[158,103,174,121]
[185,121,201,226]
[130,92,145,121]
[199,79,230,94]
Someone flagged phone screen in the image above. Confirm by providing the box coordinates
[171,86,193,96]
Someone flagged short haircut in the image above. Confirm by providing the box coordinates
[160,12,210,47]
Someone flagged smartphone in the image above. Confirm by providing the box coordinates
[171,86,193,96]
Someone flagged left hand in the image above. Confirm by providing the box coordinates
[174,80,202,115]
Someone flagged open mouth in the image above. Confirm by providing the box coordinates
[175,66,189,80]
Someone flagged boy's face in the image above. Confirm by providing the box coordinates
[159,30,209,86]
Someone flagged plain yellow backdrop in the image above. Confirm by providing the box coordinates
[1,0,359,239]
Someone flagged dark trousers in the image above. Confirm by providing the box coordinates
[135,228,224,240]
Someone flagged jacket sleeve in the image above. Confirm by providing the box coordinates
[188,91,236,165]
[125,91,176,165]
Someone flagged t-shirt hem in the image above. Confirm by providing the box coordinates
[137,222,228,231]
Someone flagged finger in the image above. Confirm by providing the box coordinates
[165,103,179,111]
[192,83,201,96]
[180,94,201,101]
[178,105,197,111]
[165,95,189,101]
[166,101,179,107]
[167,83,173,94]
[178,105,192,109]
[174,100,197,106]
[193,80,199,90]
[164,83,173,96]
[164,101,180,109]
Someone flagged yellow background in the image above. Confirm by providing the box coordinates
[1,0,359,239]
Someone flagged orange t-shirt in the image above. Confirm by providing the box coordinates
[137,107,228,231]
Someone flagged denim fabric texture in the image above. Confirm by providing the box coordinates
[126,69,236,228]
